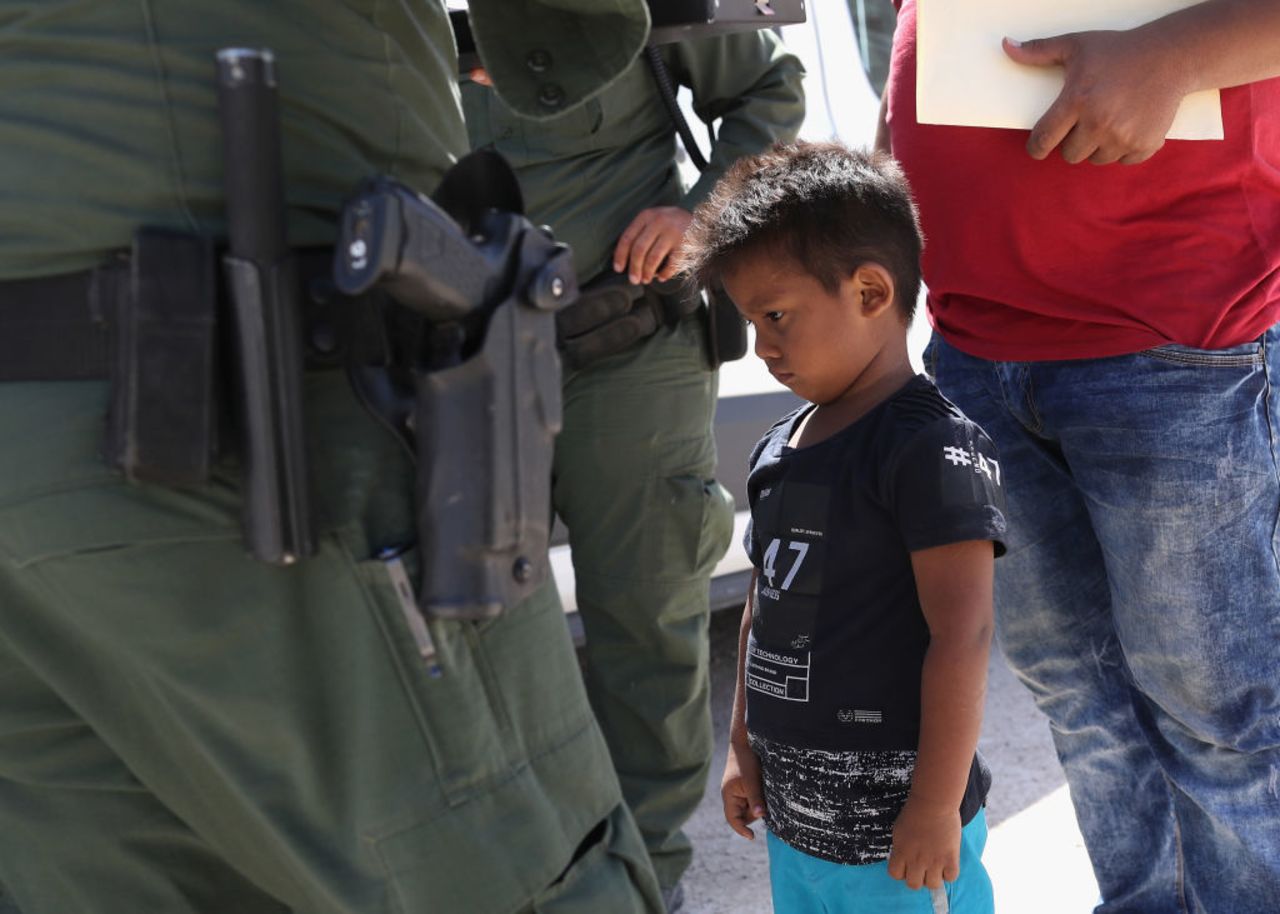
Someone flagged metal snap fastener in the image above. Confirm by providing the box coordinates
[309,320,338,355]
[537,82,565,109]
[308,275,335,305]
[526,49,552,73]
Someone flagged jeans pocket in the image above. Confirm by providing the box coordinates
[1138,339,1263,367]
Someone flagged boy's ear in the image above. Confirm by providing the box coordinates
[850,263,896,318]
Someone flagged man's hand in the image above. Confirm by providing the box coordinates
[721,740,766,840]
[612,206,693,284]
[1003,30,1191,165]
[887,798,961,891]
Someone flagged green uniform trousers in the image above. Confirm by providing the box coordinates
[553,315,735,889]
[0,373,662,914]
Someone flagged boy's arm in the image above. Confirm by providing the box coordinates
[889,540,994,891]
[722,569,766,839]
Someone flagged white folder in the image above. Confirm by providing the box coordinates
[916,0,1224,140]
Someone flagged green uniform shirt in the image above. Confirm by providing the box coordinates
[462,30,805,283]
[0,0,649,279]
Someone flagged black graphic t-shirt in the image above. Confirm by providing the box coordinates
[743,375,1006,865]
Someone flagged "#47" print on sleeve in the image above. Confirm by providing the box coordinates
[942,445,1001,486]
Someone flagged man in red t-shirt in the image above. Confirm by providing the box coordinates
[881,2,1280,911]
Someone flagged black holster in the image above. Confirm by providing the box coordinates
[412,268,563,619]
[335,157,574,620]
[703,284,749,369]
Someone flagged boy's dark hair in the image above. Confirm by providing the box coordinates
[681,141,923,323]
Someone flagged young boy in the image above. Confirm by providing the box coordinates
[681,142,1006,913]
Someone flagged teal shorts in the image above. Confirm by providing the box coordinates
[765,810,994,914]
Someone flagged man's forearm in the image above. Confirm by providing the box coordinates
[875,93,891,156]
[1144,0,1280,92]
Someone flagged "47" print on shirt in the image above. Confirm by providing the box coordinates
[762,538,810,591]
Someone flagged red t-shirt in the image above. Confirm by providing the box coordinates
[887,0,1280,361]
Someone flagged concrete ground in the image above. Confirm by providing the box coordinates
[678,608,1101,913]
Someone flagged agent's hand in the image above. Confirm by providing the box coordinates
[887,798,961,891]
[612,206,693,284]
[1003,29,1190,165]
[721,740,766,840]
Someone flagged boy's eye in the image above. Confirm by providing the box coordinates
[765,311,784,323]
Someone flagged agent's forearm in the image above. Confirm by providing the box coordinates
[679,35,806,212]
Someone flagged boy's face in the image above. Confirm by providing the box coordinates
[721,253,900,407]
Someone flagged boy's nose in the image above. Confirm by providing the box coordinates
[754,331,780,360]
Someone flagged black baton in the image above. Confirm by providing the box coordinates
[216,48,315,565]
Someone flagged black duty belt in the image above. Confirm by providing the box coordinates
[0,264,124,381]
[0,239,407,506]
[0,247,390,383]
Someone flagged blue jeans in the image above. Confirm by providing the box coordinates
[927,331,1280,914]
[766,810,992,913]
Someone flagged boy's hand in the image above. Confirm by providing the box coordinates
[721,740,766,840]
[887,798,961,891]
[612,206,693,284]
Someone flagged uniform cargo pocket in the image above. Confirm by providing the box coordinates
[355,550,518,805]
[642,472,735,583]
[530,810,654,914]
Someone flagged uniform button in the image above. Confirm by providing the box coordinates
[309,319,338,355]
[526,48,552,73]
[308,275,335,304]
[538,82,564,109]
